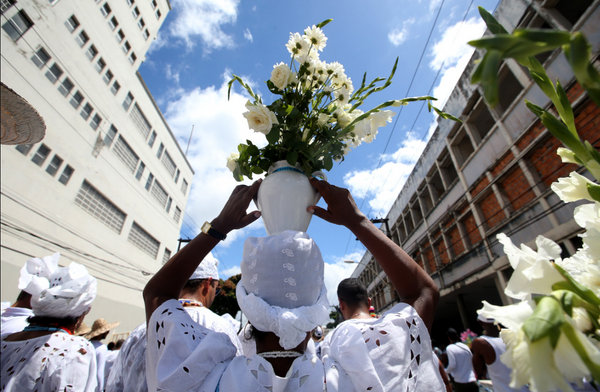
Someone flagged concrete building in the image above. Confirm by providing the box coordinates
[1,0,194,334]
[351,0,599,344]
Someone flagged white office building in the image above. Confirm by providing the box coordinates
[1,0,194,334]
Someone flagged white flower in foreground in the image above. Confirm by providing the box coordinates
[242,101,279,135]
[555,317,600,387]
[391,99,409,107]
[317,113,330,127]
[334,86,352,106]
[572,201,600,264]
[333,108,352,128]
[303,25,327,51]
[369,110,396,133]
[270,62,292,90]
[226,152,239,172]
[557,147,579,164]
[352,119,371,140]
[478,300,535,331]
[556,248,600,297]
[497,233,565,299]
[326,61,344,79]
[551,172,597,203]
[286,32,308,57]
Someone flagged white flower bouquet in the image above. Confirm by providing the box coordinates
[227,19,459,181]
[471,7,600,391]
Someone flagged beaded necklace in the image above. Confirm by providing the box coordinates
[179,299,204,307]
[24,325,73,335]
[258,350,303,359]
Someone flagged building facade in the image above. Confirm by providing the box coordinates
[352,0,599,344]
[1,0,193,333]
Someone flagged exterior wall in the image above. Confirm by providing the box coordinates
[1,0,191,335]
[352,0,600,344]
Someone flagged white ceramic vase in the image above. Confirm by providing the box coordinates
[256,160,327,236]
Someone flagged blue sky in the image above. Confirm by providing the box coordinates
[140,0,499,305]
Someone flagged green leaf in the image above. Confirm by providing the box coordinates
[251,166,263,175]
[324,154,333,171]
[287,151,298,166]
[522,296,565,346]
[266,127,280,145]
[524,100,545,117]
[258,159,271,172]
[588,183,600,202]
[232,165,244,182]
[585,140,600,164]
[555,79,575,133]
[513,29,571,46]
[316,19,333,29]
[552,290,574,317]
[553,264,600,307]
[504,40,559,60]
[480,50,502,107]
[478,6,509,35]
[433,106,462,122]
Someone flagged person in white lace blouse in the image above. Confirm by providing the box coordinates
[143,178,443,391]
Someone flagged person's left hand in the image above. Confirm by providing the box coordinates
[211,180,262,234]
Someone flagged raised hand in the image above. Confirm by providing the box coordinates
[212,180,262,234]
[307,178,367,230]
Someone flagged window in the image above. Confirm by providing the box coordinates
[122,41,131,54]
[173,206,181,223]
[142,29,149,40]
[552,0,593,27]
[103,69,113,84]
[128,222,160,258]
[156,143,164,159]
[161,151,177,178]
[132,6,140,18]
[108,16,118,31]
[31,144,51,166]
[137,18,145,30]
[145,172,154,190]
[86,45,98,61]
[166,197,172,213]
[147,130,157,147]
[75,181,127,233]
[90,114,102,130]
[122,92,133,111]
[174,169,180,183]
[1,0,16,14]
[162,248,171,264]
[155,9,161,19]
[58,165,74,185]
[76,30,89,47]
[80,103,93,120]
[115,29,125,43]
[128,52,137,65]
[451,129,475,167]
[181,179,188,195]
[495,66,524,115]
[135,161,145,180]
[70,91,84,109]
[100,3,111,17]
[46,155,64,176]
[113,135,140,173]
[151,0,157,9]
[58,77,74,97]
[45,63,63,84]
[65,15,80,33]
[2,10,33,41]
[31,47,51,69]
[95,57,106,73]
[104,125,118,146]
[15,144,33,155]
[111,81,120,95]
[151,180,168,207]
[126,0,134,6]
[130,104,151,137]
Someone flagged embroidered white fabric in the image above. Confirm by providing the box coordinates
[27,259,97,318]
[189,253,219,280]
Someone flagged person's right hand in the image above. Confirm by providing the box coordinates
[307,178,368,230]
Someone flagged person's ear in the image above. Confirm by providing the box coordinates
[338,299,345,311]
[367,297,372,308]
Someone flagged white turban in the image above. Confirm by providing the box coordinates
[18,253,60,294]
[237,231,330,349]
[190,253,219,280]
[22,254,97,318]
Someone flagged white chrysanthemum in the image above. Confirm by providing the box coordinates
[286,32,309,57]
[334,86,352,106]
[295,50,319,66]
[270,62,292,90]
[497,233,565,299]
[326,61,345,78]
[303,25,327,51]
[226,152,239,172]
[551,172,596,203]
[333,108,353,128]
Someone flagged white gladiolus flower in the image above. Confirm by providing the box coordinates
[551,172,597,203]
[353,119,371,140]
[478,300,535,331]
[364,131,377,143]
[317,113,330,126]
[334,108,352,128]
[270,62,292,90]
[572,307,594,333]
[391,100,409,107]
[286,32,309,57]
[226,153,239,172]
[586,159,600,181]
[369,110,396,133]
[497,234,565,299]
[303,25,327,51]
[557,248,600,298]
[557,147,579,164]
[242,101,279,135]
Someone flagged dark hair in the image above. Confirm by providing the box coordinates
[28,315,80,327]
[447,328,458,341]
[115,339,125,349]
[337,278,369,308]
[182,278,217,292]
[16,290,32,302]
[107,342,115,350]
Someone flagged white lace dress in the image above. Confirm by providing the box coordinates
[1,332,97,392]
[320,302,445,392]
[147,299,357,392]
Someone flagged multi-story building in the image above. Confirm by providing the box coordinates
[352,0,599,344]
[1,0,193,333]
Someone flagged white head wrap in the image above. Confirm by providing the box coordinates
[237,230,330,350]
[22,253,97,318]
[477,313,495,323]
[190,254,219,280]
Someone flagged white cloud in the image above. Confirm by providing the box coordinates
[220,265,241,278]
[243,28,253,43]
[429,17,486,107]
[388,19,414,46]
[323,251,364,306]
[165,64,180,84]
[168,0,239,50]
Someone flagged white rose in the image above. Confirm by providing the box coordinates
[226,152,239,172]
[270,63,292,90]
[242,101,279,135]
